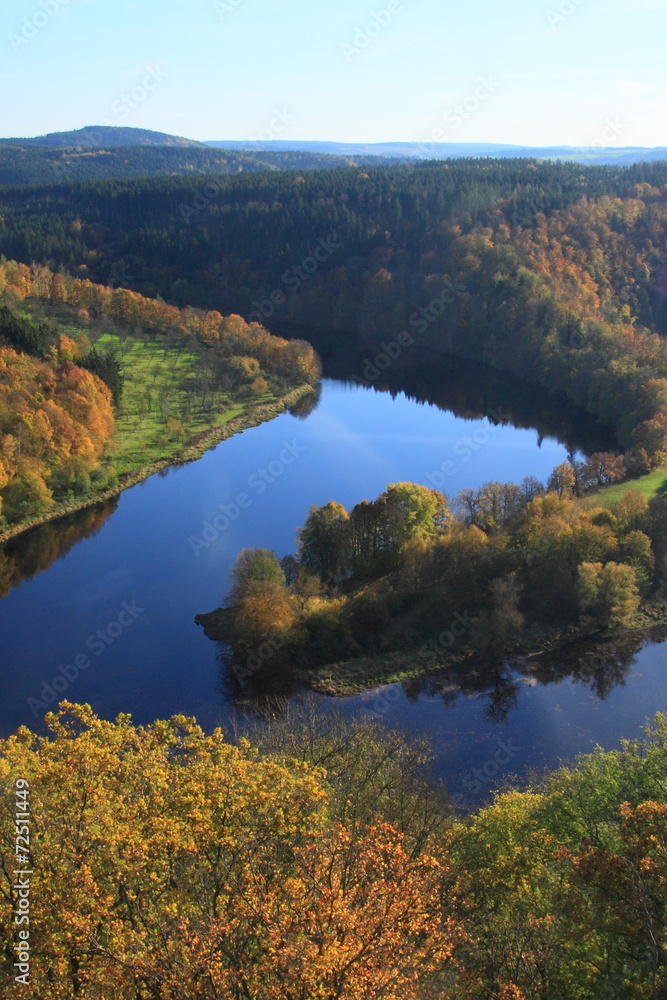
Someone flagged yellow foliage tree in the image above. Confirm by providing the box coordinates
[0,704,457,999]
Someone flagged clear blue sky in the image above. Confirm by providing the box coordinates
[1,0,666,146]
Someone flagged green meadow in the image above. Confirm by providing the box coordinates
[82,331,272,475]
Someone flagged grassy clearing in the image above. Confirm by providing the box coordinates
[0,383,314,545]
[581,465,667,508]
[78,332,273,475]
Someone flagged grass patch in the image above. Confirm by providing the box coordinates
[581,465,667,508]
[76,332,273,475]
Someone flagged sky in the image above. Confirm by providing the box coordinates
[1,0,666,146]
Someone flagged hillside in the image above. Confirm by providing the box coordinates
[9,127,667,165]
[0,260,320,538]
[1,158,666,477]
[0,144,399,185]
[205,137,667,165]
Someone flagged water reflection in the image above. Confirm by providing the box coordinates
[0,501,117,599]
[217,625,667,727]
[287,386,322,420]
[281,324,618,457]
[524,626,667,699]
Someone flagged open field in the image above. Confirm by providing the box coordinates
[582,465,667,508]
[81,331,273,475]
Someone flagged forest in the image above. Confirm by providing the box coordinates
[0,144,396,186]
[0,258,320,533]
[1,699,666,999]
[2,159,667,999]
[1,158,667,475]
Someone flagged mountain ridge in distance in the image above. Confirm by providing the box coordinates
[1,126,666,167]
[205,138,667,166]
[0,125,204,148]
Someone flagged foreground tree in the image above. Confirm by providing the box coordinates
[0,704,458,1000]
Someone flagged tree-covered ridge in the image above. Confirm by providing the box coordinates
[1,701,667,998]
[1,160,666,468]
[0,126,204,147]
[0,144,398,186]
[207,473,667,694]
[0,259,321,531]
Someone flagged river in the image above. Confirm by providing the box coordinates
[1,358,665,806]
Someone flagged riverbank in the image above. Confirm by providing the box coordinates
[0,384,315,545]
[305,602,667,696]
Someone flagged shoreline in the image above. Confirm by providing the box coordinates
[302,607,667,696]
[0,383,315,546]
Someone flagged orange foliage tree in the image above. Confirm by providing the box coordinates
[0,704,458,1000]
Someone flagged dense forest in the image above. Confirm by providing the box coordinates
[0,259,320,532]
[1,700,667,999]
[0,144,397,186]
[202,471,667,694]
[1,159,667,473]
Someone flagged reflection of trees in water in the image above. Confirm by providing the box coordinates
[214,607,664,725]
[406,661,520,722]
[0,501,117,599]
[215,640,303,719]
[355,627,664,723]
[289,325,617,457]
[523,630,657,700]
[287,386,322,420]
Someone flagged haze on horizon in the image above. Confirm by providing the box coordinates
[0,0,665,148]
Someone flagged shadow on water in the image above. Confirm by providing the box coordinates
[287,385,322,420]
[0,501,117,599]
[522,626,667,699]
[216,624,667,726]
[276,323,619,457]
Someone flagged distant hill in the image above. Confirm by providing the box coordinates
[3,126,666,173]
[205,139,667,167]
[0,145,398,186]
[0,126,203,148]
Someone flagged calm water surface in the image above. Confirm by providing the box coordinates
[1,371,665,803]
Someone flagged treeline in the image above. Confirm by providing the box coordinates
[1,159,667,469]
[0,258,320,528]
[0,144,397,186]
[216,471,667,683]
[1,700,667,998]
[0,258,320,387]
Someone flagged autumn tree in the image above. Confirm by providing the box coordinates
[547,462,576,498]
[0,703,459,1000]
[298,500,351,582]
[471,573,525,657]
[577,560,640,627]
[226,547,285,604]
[235,580,297,643]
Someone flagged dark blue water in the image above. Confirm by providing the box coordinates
[328,626,667,807]
[1,375,665,802]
